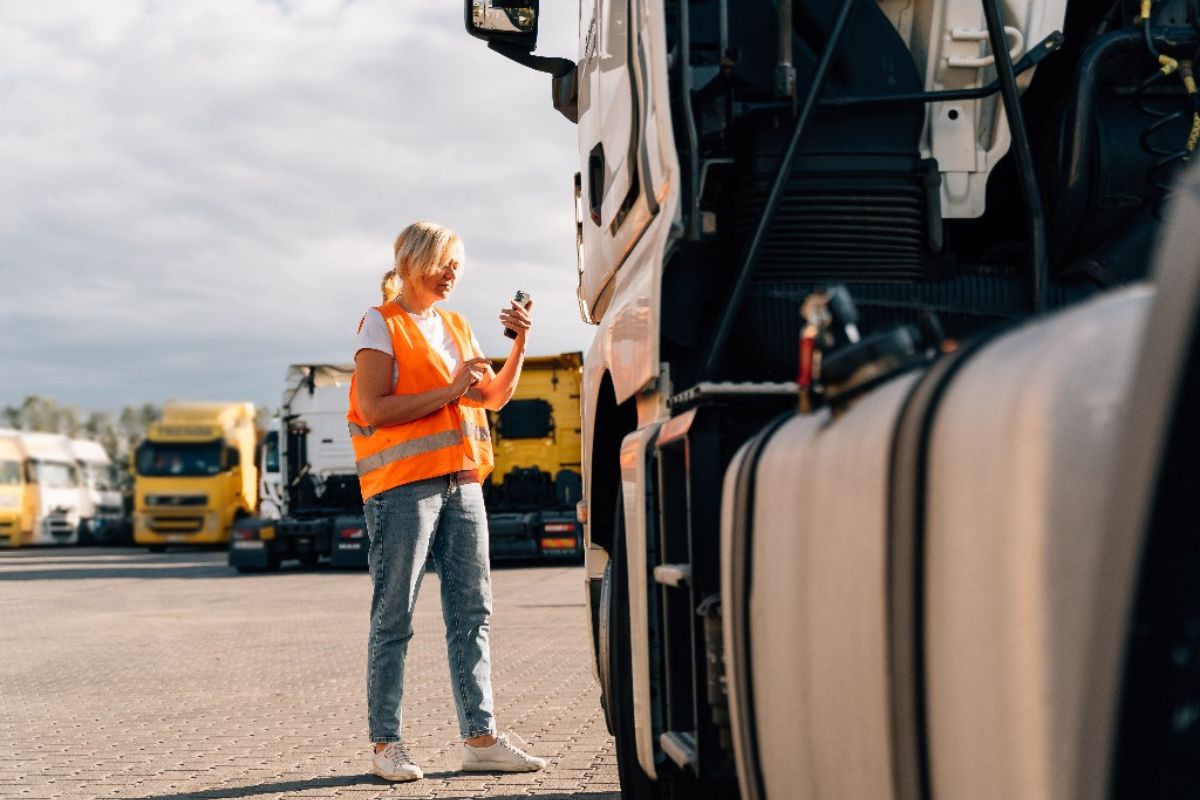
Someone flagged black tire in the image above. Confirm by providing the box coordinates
[606,490,665,800]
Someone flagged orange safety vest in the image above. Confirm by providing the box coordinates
[347,304,494,501]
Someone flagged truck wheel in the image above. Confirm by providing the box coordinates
[606,490,664,800]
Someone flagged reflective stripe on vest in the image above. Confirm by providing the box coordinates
[349,418,486,443]
[354,420,491,477]
[348,421,375,438]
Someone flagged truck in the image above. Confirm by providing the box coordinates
[484,351,585,560]
[229,365,367,572]
[0,430,83,546]
[133,402,259,551]
[465,1,1200,798]
[0,431,27,547]
[68,438,124,545]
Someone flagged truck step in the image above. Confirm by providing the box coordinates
[653,563,692,587]
[659,731,697,772]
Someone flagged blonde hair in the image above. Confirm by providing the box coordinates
[392,221,464,286]
[380,269,401,303]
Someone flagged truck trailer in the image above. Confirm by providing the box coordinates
[466,1,1200,798]
[484,351,585,560]
[133,402,259,550]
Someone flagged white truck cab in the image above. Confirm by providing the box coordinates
[69,438,123,544]
[18,431,82,546]
[466,1,1200,798]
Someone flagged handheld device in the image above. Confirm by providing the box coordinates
[504,290,532,339]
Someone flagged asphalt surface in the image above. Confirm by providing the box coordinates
[0,547,619,799]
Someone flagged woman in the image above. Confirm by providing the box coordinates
[348,221,544,782]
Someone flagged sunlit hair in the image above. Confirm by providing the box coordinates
[392,221,465,288]
[380,269,401,303]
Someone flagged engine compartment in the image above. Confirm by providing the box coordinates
[663,0,1200,385]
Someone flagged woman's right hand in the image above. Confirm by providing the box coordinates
[449,357,491,399]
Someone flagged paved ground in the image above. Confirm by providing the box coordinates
[0,548,619,800]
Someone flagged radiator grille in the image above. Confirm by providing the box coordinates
[734,174,935,283]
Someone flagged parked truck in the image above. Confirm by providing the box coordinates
[466,1,1200,798]
[0,431,27,547]
[0,430,84,546]
[69,438,124,545]
[229,365,367,572]
[133,402,259,551]
[484,351,585,560]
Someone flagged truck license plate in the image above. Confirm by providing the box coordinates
[166,534,187,543]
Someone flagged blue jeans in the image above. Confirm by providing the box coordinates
[365,474,496,743]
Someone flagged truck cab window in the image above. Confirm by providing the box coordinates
[497,399,553,439]
[136,441,223,477]
[0,460,21,485]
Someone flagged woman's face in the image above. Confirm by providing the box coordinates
[408,251,462,306]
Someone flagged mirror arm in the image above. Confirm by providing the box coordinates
[487,40,574,77]
[486,41,578,123]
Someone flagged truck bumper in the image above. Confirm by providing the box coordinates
[329,515,369,568]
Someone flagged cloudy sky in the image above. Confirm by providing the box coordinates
[0,1,589,414]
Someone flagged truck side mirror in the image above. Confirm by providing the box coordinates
[465,0,539,51]
[463,0,578,123]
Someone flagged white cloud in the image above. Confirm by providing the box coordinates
[0,0,590,412]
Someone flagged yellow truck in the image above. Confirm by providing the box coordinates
[484,352,583,560]
[133,402,259,551]
[0,431,33,547]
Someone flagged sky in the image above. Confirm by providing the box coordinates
[0,1,590,414]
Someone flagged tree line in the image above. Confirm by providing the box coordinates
[2,396,162,467]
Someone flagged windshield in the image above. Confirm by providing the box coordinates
[0,460,20,486]
[263,431,279,473]
[30,460,80,489]
[136,441,224,477]
[83,463,120,491]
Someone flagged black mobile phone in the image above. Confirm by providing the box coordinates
[504,290,532,339]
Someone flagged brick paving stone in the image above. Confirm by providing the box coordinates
[0,548,619,799]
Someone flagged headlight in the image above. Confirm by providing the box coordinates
[0,496,18,509]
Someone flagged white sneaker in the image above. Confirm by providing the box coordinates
[461,731,547,772]
[372,742,423,782]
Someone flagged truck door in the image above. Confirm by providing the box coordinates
[576,0,666,318]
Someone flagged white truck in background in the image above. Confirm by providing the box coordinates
[230,365,367,571]
[68,438,124,544]
[15,431,82,546]
[465,1,1200,798]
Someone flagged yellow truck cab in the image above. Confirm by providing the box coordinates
[0,431,33,547]
[484,352,584,560]
[133,402,259,550]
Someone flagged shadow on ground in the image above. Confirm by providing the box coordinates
[116,772,618,800]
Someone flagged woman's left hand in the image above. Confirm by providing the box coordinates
[500,298,533,342]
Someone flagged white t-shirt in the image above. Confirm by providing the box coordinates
[356,307,484,385]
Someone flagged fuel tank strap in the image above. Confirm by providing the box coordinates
[886,323,1016,800]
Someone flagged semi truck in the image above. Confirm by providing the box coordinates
[0,430,84,546]
[68,438,124,545]
[484,351,585,560]
[466,1,1200,798]
[230,364,367,572]
[133,402,259,551]
[0,431,27,547]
